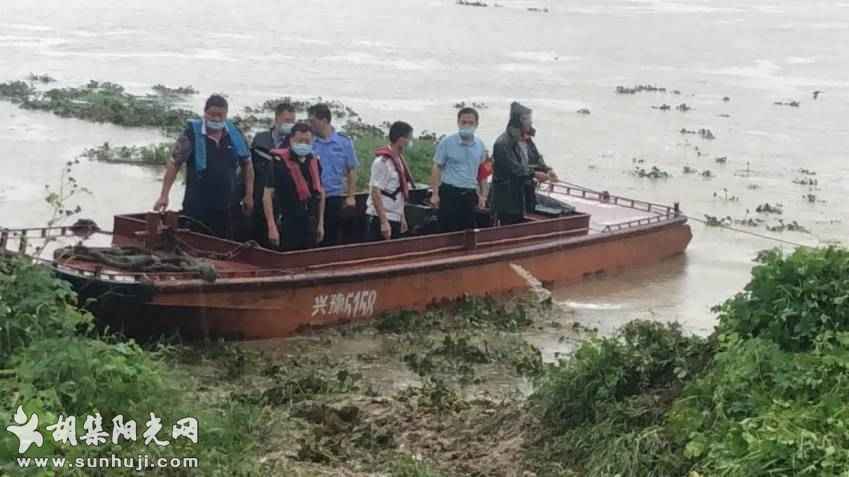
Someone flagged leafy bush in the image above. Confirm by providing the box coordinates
[0,257,92,364]
[669,334,849,476]
[0,257,267,475]
[528,321,711,477]
[715,247,849,352]
[532,321,711,430]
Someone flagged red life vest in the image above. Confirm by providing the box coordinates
[270,148,322,202]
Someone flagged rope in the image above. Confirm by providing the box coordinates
[686,214,812,248]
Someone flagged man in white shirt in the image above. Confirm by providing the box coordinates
[366,121,415,240]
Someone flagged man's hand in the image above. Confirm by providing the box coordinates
[430,193,440,208]
[316,221,325,244]
[478,195,487,209]
[534,171,549,183]
[242,196,254,216]
[380,218,392,240]
[153,195,169,212]
[268,227,280,248]
[400,219,408,235]
[345,196,356,208]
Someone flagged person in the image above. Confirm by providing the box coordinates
[430,107,488,232]
[366,121,415,241]
[263,123,325,251]
[491,102,558,225]
[153,94,253,238]
[308,103,359,246]
[245,102,297,245]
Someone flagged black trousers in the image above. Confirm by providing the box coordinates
[365,215,402,241]
[280,215,316,251]
[322,196,357,246]
[438,184,479,233]
[497,213,525,226]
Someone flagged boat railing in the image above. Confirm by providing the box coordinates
[542,182,682,233]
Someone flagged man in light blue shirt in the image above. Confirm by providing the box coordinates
[430,107,488,232]
[308,103,360,245]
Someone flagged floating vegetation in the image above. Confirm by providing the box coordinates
[652,104,671,111]
[701,169,714,178]
[672,89,681,95]
[813,90,823,100]
[766,219,809,233]
[682,165,697,174]
[734,216,764,227]
[527,7,550,12]
[632,165,671,179]
[713,188,739,202]
[793,177,819,186]
[755,202,783,214]
[803,193,818,203]
[675,103,691,112]
[746,183,761,190]
[717,113,731,118]
[151,84,198,96]
[722,96,730,102]
[680,128,715,140]
[456,0,488,6]
[0,79,197,134]
[27,73,55,83]
[0,80,35,101]
[615,84,667,94]
[799,168,817,176]
[714,156,728,164]
[81,141,171,166]
[576,108,591,115]
[774,100,800,107]
[453,100,488,110]
[242,96,360,120]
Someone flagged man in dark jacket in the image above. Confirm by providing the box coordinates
[241,102,297,244]
[153,94,253,239]
[490,102,558,225]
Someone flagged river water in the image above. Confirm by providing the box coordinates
[1,0,847,336]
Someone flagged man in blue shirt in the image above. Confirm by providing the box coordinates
[430,107,488,232]
[308,103,360,246]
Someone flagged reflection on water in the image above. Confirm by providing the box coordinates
[1,0,847,334]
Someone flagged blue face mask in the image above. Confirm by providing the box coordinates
[459,127,476,139]
[291,143,312,157]
[206,119,226,131]
[277,122,294,135]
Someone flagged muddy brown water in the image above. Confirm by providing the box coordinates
[1,0,847,339]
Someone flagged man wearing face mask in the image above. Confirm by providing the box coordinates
[154,94,253,239]
[491,102,558,226]
[263,122,326,251]
[245,102,296,245]
[430,107,488,232]
[366,121,415,241]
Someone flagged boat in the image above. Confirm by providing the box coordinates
[0,183,691,339]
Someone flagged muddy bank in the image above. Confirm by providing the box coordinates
[174,297,586,476]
